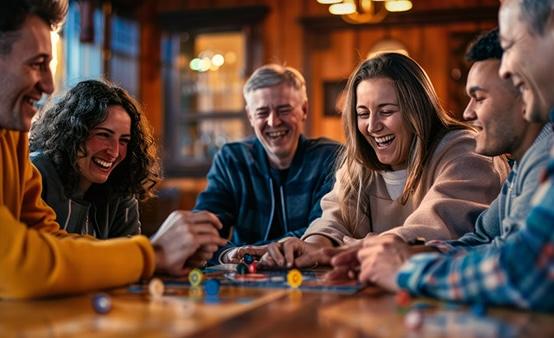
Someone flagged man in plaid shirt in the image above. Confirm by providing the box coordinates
[356,0,554,311]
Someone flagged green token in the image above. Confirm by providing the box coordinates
[188,268,203,287]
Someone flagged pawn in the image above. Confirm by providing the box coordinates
[243,254,254,265]
[236,262,248,275]
[91,293,112,314]
[204,279,221,296]
[248,262,257,274]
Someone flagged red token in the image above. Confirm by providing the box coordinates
[248,262,257,274]
[395,290,411,306]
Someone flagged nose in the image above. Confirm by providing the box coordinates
[367,112,382,133]
[462,100,477,122]
[106,138,119,158]
[39,66,55,95]
[267,110,282,127]
[498,57,511,81]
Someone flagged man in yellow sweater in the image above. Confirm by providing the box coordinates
[0,0,226,299]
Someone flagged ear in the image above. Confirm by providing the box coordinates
[301,101,308,121]
[246,106,255,128]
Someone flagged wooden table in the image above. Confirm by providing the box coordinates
[0,281,552,337]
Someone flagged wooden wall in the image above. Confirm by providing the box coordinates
[138,0,498,144]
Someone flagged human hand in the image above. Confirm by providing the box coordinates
[357,234,411,291]
[221,245,269,264]
[151,210,227,275]
[258,237,334,269]
[325,244,362,281]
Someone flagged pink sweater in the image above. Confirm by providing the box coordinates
[302,130,509,244]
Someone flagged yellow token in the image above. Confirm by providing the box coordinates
[188,268,204,287]
[148,278,165,298]
[287,269,303,288]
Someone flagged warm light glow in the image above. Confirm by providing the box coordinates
[211,54,225,67]
[317,0,341,4]
[50,31,60,77]
[329,2,356,15]
[385,0,412,12]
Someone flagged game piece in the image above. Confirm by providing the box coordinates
[91,293,112,314]
[148,278,165,298]
[188,268,204,287]
[189,286,203,299]
[236,263,248,275]
[287,269,303,288]
[248,262,257,274]
[395,290,411,307]
[243,254,254,264]
[204,279,221,296]
[471,303,487,317]
[404,309,423,330]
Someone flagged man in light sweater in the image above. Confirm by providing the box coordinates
[0,0,225,299]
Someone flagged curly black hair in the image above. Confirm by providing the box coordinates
[465,27,503,62]
[30,79,160,201]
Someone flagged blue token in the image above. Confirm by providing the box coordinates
[243,254,254,264]
[91,293,112,314]
[470,303,487,317]
[204,279,221,296]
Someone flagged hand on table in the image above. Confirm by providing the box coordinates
[357,234,412,292]
[221,245,269,264]
[151,210,227,276]
[257,237,336,269]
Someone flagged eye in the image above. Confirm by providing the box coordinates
[356,110,369,118]
[120,138,131,145]
[255,110,269,119]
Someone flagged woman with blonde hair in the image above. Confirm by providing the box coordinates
[261,53,508,268]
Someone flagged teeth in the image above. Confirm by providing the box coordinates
[267,130,287,138]
[375,135,395,144]
[93,158,113,169]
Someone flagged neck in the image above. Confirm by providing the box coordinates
[269,156,293,170]
[76,179,92,199]
[510,123,545,162]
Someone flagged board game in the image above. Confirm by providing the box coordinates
[128,264,365,296]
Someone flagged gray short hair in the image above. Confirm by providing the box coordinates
[519,0,554,34]
[243,64,307,101]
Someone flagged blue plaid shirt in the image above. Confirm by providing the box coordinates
[397,118,554,311]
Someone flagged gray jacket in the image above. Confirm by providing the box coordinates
[442,124,553,250]
[30,151,141,238]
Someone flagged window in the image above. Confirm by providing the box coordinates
[160,6,268,176]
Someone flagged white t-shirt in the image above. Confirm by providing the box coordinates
[381,169,407,200]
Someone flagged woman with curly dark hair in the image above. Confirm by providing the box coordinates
[29,79,160,238]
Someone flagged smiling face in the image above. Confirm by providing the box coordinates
[0,15,54,131]
[356,78,413,170]
[76,105,131,193]
[246,83,307,169]
[499,0,554,123]
[463,59,529,160]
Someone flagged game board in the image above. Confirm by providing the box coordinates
[148,264,365,295]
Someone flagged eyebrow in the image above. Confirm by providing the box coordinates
[356,102,398,108]
[468,86,485,96]
[93,127,131,137]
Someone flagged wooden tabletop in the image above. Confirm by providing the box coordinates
[0,280,552,337]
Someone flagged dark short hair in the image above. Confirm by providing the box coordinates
[0,0,68,54]
[30,80,161,201]
[465,28,503,62]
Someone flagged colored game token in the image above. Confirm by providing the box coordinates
[404,309,424,330]
[287,269,303,288]
[471,303,487,317]
[236,263,248,275]
[248,262,257,274]
[148,278,165,298]
[91,293,112,314]
[243,254,254,264]
[204,279,221,296]
[188,268,204,287]
[395,290,411,307]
